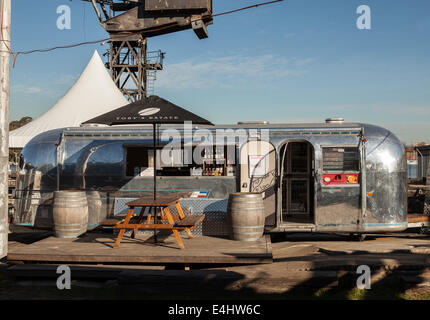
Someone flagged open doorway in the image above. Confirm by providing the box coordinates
[279,141,315,225]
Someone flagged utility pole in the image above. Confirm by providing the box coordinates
[0,0,11,259]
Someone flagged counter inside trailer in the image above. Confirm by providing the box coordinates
[118,175,237,199]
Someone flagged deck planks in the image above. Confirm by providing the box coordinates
[7,233,273,265]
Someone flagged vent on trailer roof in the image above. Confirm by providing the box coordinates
[325,118,344,124]
[237,121,270,125]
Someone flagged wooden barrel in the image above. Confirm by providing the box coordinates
[86,191,105,230]
[53,191,89,238]
[228,192,265,241]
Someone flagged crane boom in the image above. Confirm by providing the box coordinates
[81,0,213,101]
[82,0,213,39]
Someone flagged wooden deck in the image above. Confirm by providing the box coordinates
[7,233,273,265]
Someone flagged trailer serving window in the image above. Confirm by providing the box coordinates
[322,147,360,171]
[125,146,150,177]
[125,145,188,177]
[124,144,237,177]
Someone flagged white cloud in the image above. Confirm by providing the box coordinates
[391,106,430,117]
[157,54,313,89]
[382,122,430,144]
[12,84,46,95]
[11,73,78,97]
[294,58,314,67]
[27,87,43,94]
[55,73,79,86]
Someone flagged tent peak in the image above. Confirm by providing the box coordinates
[9,51,128,148]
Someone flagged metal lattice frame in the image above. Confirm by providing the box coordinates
[108,35,163,102]
[109,35,147,102]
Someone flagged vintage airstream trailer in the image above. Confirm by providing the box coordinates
[13,119,407,236]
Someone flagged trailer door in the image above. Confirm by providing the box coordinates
[239,140,277,227]
[317,142,362,232]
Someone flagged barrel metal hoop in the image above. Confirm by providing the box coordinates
[54,203,88,206]
[232,225,264,229]
[234,237,262,241]
[233,231,264,235]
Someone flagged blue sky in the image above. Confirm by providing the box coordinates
[8,0,430,143]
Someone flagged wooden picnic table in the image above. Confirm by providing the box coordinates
[101,195,204,250]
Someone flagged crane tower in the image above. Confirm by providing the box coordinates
[84,0,213,101]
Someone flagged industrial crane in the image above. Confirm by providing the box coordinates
[82,0,213,101]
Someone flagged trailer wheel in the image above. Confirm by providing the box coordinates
[424,202,430,215]
[419,225,429,234]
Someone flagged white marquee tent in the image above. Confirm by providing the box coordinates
[9,51,128,148]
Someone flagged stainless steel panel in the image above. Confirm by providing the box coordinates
[363,124,408,231]
[15,122,408,233]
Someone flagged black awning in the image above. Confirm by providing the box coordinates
[82,95,213,126]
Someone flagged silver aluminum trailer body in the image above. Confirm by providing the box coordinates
[13,122,407,234]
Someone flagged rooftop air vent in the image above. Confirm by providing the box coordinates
[237,121,270,125]
[325,118,344,124]
[80,123,108,127]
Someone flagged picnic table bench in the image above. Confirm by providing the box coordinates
[101,196,204,250]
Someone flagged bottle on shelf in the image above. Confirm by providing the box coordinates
[226,161,235,176]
